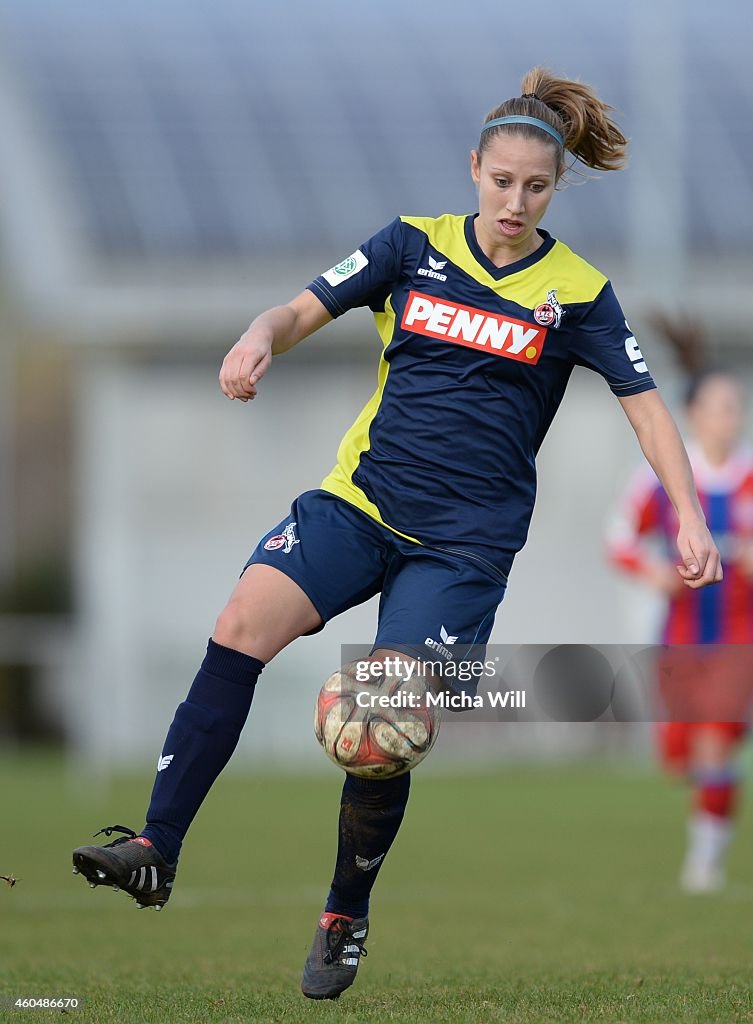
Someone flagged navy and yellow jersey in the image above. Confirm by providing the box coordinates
[307,214,655,578]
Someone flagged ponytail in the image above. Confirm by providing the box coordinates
[479,66,629,173]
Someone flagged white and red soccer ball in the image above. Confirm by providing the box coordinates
[314,659,441,778]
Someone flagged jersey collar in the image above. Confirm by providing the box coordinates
[464,214,555,280]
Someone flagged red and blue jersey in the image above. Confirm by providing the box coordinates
[608,445,753,642]
[309,214,655,578]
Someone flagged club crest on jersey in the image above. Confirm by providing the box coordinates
[263,521,300,554]
[534,289,565,329]
[402,291,547,364]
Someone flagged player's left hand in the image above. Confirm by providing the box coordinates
[675,517,723,589]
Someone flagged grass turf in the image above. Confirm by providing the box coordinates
[1,752,752,1022]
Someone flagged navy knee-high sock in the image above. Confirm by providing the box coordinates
[140,638,264,863]
[325,773,411,919]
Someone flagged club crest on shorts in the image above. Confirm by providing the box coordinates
[263,521,300,554]
[534,289,565,329]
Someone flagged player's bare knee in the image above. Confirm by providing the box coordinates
[213,599,261,654]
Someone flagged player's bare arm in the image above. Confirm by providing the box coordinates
[219,290,332,402]
[618,389,723,589]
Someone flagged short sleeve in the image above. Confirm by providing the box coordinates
[307,218,404,318]
[569,281,656,397]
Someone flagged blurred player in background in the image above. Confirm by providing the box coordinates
[72,70,722,998]
[608,315,753,892]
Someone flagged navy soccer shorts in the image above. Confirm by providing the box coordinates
[244,489,507,669]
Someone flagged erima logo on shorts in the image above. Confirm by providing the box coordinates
[402,290,546,364]
[322,249,369,287]
[264,522,300,554]
[424,627,458,661]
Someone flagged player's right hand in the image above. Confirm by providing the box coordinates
[675,517,723,590]
[219,332,273,402]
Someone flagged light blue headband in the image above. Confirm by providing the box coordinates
[481,115,564,148]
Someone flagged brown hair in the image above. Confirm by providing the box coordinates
[479,66,629,173]
[648,310,739,409]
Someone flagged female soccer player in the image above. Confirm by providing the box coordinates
[608,318,752,893]
[72,68,722,998]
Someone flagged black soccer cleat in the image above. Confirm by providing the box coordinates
[301,911,369,1000]
[72,825,177,910]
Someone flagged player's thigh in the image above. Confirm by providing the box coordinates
[372,548,507,687]
[214,563,322,662]
[220,489,391,661]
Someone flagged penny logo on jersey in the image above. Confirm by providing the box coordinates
[533,289,565,329]
[401,291,547,364]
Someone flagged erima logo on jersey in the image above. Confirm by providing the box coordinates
[417,254,448,282]
[157,754,174,772]
[440,625,458,645]
[402,291,546,364]
[322,249,369,287]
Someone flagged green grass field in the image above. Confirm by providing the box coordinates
[1,752,752,1023]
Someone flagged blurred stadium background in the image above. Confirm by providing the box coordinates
[5,3,753,1020]
[1,0,752,777]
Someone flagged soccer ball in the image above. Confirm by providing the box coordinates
[314,658,441,778]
